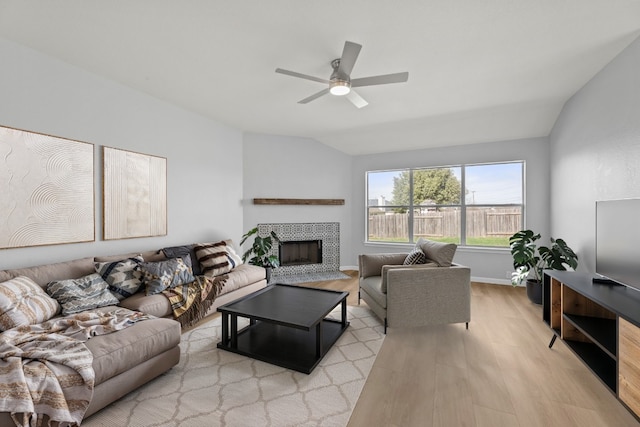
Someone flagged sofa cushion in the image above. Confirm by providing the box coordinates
[359,276,387,309]
[94,251,166,263]
[94,256,144,300]
[120,293,172,318]
[85,307,181,385]
[218,264,265,296]
[94,253,141,263]
[0,276,60,331]
[404,247,427,265]
[46,273,120,315]
[417,238,457,267]
[0,257,95,287]
[194,242,232,277]
[140,257,195,295]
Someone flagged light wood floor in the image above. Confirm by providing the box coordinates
[300,271,640,427]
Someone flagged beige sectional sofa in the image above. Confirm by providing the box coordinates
[0,242,266,425]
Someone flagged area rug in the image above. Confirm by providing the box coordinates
[272,271,351,285]
[83,305,384,427]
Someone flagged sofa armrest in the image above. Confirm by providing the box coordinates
[386,264,471,328]
[358,253,408,278]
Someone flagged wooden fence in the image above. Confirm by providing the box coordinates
[369,208,521,239]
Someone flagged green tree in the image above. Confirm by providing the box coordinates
[392,169,461,206]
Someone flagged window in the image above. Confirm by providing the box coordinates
[366,162,523,247]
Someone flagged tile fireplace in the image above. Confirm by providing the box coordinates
[257,222,341,282]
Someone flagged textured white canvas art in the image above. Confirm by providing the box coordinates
[102,147,167,240]
[0,126,94,249]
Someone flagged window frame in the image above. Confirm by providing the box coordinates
[365,161,525,248]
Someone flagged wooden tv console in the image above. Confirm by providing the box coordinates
[543,270,640,418]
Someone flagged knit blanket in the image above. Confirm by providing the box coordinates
[162,275,227,328]
[0,309,152,427]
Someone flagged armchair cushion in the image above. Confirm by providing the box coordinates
[417,238,457,267]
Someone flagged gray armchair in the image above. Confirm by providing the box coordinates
[358,251,471,333]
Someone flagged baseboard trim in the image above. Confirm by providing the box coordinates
[472,276,513,286]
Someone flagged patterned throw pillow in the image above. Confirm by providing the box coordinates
[162,244,202,276]
[194,241,232,277]
[94,255,144,301]
[225,245,243,269]
[404,247,427,265]
[47,273,120,315]
[0,276,60,331]
[140,257,196,295]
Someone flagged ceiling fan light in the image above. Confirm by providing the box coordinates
[329,80,351,96]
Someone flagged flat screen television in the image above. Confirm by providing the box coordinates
[596,198,640,292]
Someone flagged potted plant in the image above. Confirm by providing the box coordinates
[240,227,280,283]
[509,229,579,304]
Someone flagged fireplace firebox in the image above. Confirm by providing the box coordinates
[279,240,322,267]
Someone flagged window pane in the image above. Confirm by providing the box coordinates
[465,163,522,205]
[368,208,409,243]
[413,167,462,205]
[413,206,461,244]
[367,170,407,206]
[466,206,522,247]
[366,162,524,246]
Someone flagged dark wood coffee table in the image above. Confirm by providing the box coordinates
[216,284,349,374]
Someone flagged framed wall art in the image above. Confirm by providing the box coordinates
[0,125,95,249]
[102,146,167,240]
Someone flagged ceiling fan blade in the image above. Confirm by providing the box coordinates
[275,68,330,84]
[337,41,362,78]
[346,90,368,109]
[298,88,330,104]
[351,72,409,88]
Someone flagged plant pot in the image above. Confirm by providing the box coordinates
[265,266,272,284]
[526,279,542,305]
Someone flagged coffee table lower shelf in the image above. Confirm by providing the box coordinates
[217,318,349,374]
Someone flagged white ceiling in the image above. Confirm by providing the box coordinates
[1,1,639,155]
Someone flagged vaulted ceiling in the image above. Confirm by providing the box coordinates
[1,1,639,155]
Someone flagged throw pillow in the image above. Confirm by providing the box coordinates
[0,276,60,331]
[194,241,232,277]
[404,247,427,265]
[140,257,196,295]
[162,244,202,276]
[417,238,457,267]
[225,244,243,269]
[94,255,144,300]
[46,273,120,315]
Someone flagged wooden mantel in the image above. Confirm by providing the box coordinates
[253,198,345,206]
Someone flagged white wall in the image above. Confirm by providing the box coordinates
[550,36,640,273]
[242,133,353,266]
[351,137,550,283]
[0,38,244,269]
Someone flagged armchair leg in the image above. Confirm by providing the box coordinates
[466,322,469,330]
[358,290,360,305]
[384,318,387,334]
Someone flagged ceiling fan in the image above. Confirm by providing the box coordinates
[275,41,409,109]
